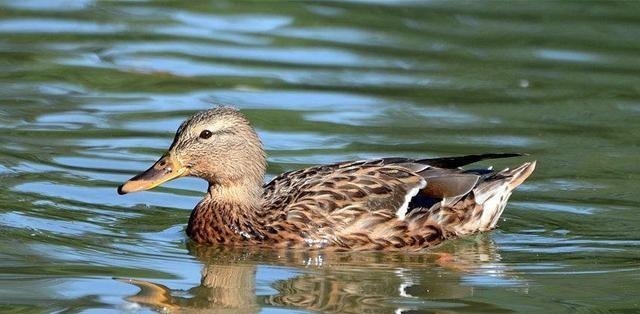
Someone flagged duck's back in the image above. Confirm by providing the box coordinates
[261,154,536,250]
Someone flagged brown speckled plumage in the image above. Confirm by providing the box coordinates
[119,107,536,251]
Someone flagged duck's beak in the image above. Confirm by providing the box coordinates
[117,153,187,195]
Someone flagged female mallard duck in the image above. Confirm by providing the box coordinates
[118,107,535,251]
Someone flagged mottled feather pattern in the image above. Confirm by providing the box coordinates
[187,157,535,251]
[258,160,428,249]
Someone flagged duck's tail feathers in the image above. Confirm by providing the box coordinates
[472,161,537,232]
[437,161,536,236]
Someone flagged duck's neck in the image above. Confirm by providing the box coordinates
[186,181,266,244]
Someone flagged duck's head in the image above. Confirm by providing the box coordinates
[118,107,266,195]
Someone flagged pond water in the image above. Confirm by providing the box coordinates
[1,1,639,313]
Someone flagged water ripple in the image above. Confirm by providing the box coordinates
[0,18,125,33]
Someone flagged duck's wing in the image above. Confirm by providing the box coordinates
[262,158,488,223]
[262,154,524,215]
[261,155,532,249]
[260,158,478,249]
[264,160,421,222]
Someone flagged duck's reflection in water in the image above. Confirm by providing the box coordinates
[122,235,521,313]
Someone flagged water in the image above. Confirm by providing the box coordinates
[1,0,639,312]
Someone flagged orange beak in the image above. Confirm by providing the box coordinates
[117,153,187,195]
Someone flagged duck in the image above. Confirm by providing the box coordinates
[118,106,536,251]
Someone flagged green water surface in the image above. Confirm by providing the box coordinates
[0,1,639,313]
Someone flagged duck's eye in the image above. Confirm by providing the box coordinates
[199,130,213,139]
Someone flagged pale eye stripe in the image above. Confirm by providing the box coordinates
[213,129,234,135]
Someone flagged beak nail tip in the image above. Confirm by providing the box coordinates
[117,185,127,195]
